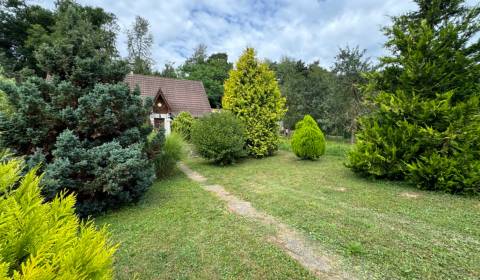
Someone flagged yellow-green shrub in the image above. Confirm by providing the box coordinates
[171,111,195,141]
[291,115,326,160]
[223,48,287,157]
[0,152,116,279]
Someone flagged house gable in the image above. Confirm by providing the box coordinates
[124,74,211,117]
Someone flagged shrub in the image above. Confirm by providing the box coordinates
[291,115,326,160]
[171,111,195,141]
[43,130,155,217]
[346,2,480,194]
[0,152,116,279]
[223,48,287,157]
[191,112,245,165]
[149,132,185,178]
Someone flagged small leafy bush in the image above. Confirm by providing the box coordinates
[0,152,116,279]
[291,115,326,160]
[191,112,246,165]
[171,111,195,140]
[149,132,185,178]
[43,130,155,217]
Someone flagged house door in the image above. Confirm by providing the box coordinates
[153,118,165,130]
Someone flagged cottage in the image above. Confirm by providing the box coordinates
[125,74,212,133]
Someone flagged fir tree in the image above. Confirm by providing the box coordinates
[347,0,480,193]
[0,1,155,216]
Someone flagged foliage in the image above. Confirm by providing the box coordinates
[0,1,154,215]
[272,59,336,133]
[156,62,178,78]
[180,44,232,108]
[191,112,245,165]
[43,130,154,217]
[0,0,55,76]
[332,46,372,142]
[291,115,326,160]
[0,68,14,118]
[347,0,480,194]
[149,131,185,178]
[127,15,154,74]
[171,111,194,141]
[0,153,116,279]
[223,48,287,157]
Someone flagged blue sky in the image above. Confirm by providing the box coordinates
[34,0,476,70]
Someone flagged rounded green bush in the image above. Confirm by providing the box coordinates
[191,112,245,165]
[291,115,326,160]
[171,111,195,140]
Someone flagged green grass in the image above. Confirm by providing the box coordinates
[186,141,480,280]
[95,173,316,280]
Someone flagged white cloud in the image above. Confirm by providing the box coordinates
[34,0,477,71]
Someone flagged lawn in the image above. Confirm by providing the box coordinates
[96,173,316,279]
[186,141,480,280]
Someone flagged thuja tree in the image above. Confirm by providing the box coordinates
[0,152,116,278]
[347,0,480,194]
[0,1,155,216]
[223,48,287,157]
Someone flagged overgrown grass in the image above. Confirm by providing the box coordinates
[96,172,316,280]
[186,141,480,279]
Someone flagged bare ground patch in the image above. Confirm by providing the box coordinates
[399,192,421,199]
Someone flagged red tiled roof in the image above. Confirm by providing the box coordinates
[124,74,211,117]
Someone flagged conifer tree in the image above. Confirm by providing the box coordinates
[0,152,116,279]
[223,48,286,157]
[347,0,480,193]
[0,1,155,216]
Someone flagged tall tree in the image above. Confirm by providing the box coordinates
[223,48,286,157]
[127,15,154,74]
[273,58,337,133]
[180,45,232,108]
[0,0,54,76]
[332,45,372,143]
[0,0,154,216]
[347,0,480,193]
[156,62,178,78]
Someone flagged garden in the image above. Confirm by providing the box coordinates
[0,0,479,279]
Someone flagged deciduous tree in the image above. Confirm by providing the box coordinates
[127,15,154,74]
[180,45,232,107]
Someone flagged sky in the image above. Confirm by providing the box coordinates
[32,0,474,71]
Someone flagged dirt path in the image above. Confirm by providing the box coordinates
[178,163,354,280]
